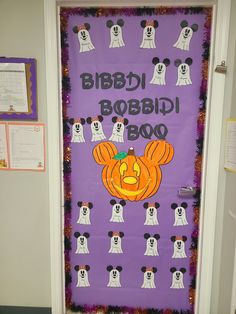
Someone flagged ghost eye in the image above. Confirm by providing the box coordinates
[120,162,127,176]
[133,162,140,176]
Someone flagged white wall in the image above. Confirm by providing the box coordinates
[211,0,236,313]
[0,0,51,307]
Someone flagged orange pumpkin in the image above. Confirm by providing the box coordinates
[93,140,174,201]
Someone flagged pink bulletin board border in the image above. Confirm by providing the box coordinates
[0,122,46,172]
[0,122,10,170]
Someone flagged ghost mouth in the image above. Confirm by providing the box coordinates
[81,35,88,41]
[113,32,119,36]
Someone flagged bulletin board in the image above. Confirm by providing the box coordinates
[0,57,37,120]
[60,7,212,314]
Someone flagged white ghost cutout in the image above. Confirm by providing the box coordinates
[173,20,198,51]
[109,117,128,142]
[175,58,193,86]
[73,23,95,53]
[150,57,170,86]
[106,19,125,48]
[140,20,158,49]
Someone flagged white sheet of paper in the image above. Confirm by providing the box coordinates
[224,119,236,173]
[8,124,45,170]
[0,123,9,168]
[0,63,28,112]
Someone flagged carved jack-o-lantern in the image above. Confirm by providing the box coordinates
[93,140,174,201]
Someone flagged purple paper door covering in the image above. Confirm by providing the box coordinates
[61,7,212,314]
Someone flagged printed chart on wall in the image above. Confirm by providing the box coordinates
[61,7,212,314]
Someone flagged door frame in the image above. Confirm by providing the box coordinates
[43,1,231,313]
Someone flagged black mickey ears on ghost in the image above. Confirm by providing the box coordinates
[174,59,182,67]
[112,116,129,126]
[110,199,117,205]
[174,58,193,67]
[143,202,160,209]
[119,200,126,206]
[180,20,198,32]
[153,234,160,240]
[152,57,170,66]
[74,232,90,238]
[180,20,189,28]
[152,57,160,65]
[191,24,198,32]
[74,265,90,271]
[185,57,193,66]
[144,233,151,239]
[107,265,123,272]
[163,58,171,66]
[106,19,124,28]
[86,115,103,124]
[106,20,114,28]
[73,23,91,33]
[170,236,187,242]
[107,265,113,272]
[140,20,158,29]
[171,202,188,209]
[69,118,86,125]
[117,19,124,27]
[77,201,93,209]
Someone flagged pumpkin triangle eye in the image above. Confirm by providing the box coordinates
[133,162,140,177]
[120,162,127,176]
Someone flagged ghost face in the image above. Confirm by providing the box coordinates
[172,238,187,258]
[140,20,158,49]
[111,25,122,38]
[182,27,193,40]
[87,117,106,142]
[155,63,166,75]
[144,236,159,256]
[113,121,124,134]
[71,122,85,143]
[170,268,186,289]
[141,267,157,289]
[110,203,124,222]
[144,206,158,225]
[77,206,91,225]
[175,58,193,86]
[75,233,89,254]
[109,235,123,253]
[77,29,95,53]
[172,203,188,226]
[109,122,125,142]
[145,26,155,39]
[75,266,90,287]
[178,63,190,76]
[107,268,121,287]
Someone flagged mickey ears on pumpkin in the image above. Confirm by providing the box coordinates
[144,140,174,166]
[93,141,118,165]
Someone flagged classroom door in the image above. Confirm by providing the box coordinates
[60,6,212,314]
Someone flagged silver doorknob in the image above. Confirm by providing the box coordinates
[178,186,196,197]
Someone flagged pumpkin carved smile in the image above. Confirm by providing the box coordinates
[93,140,174,201]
